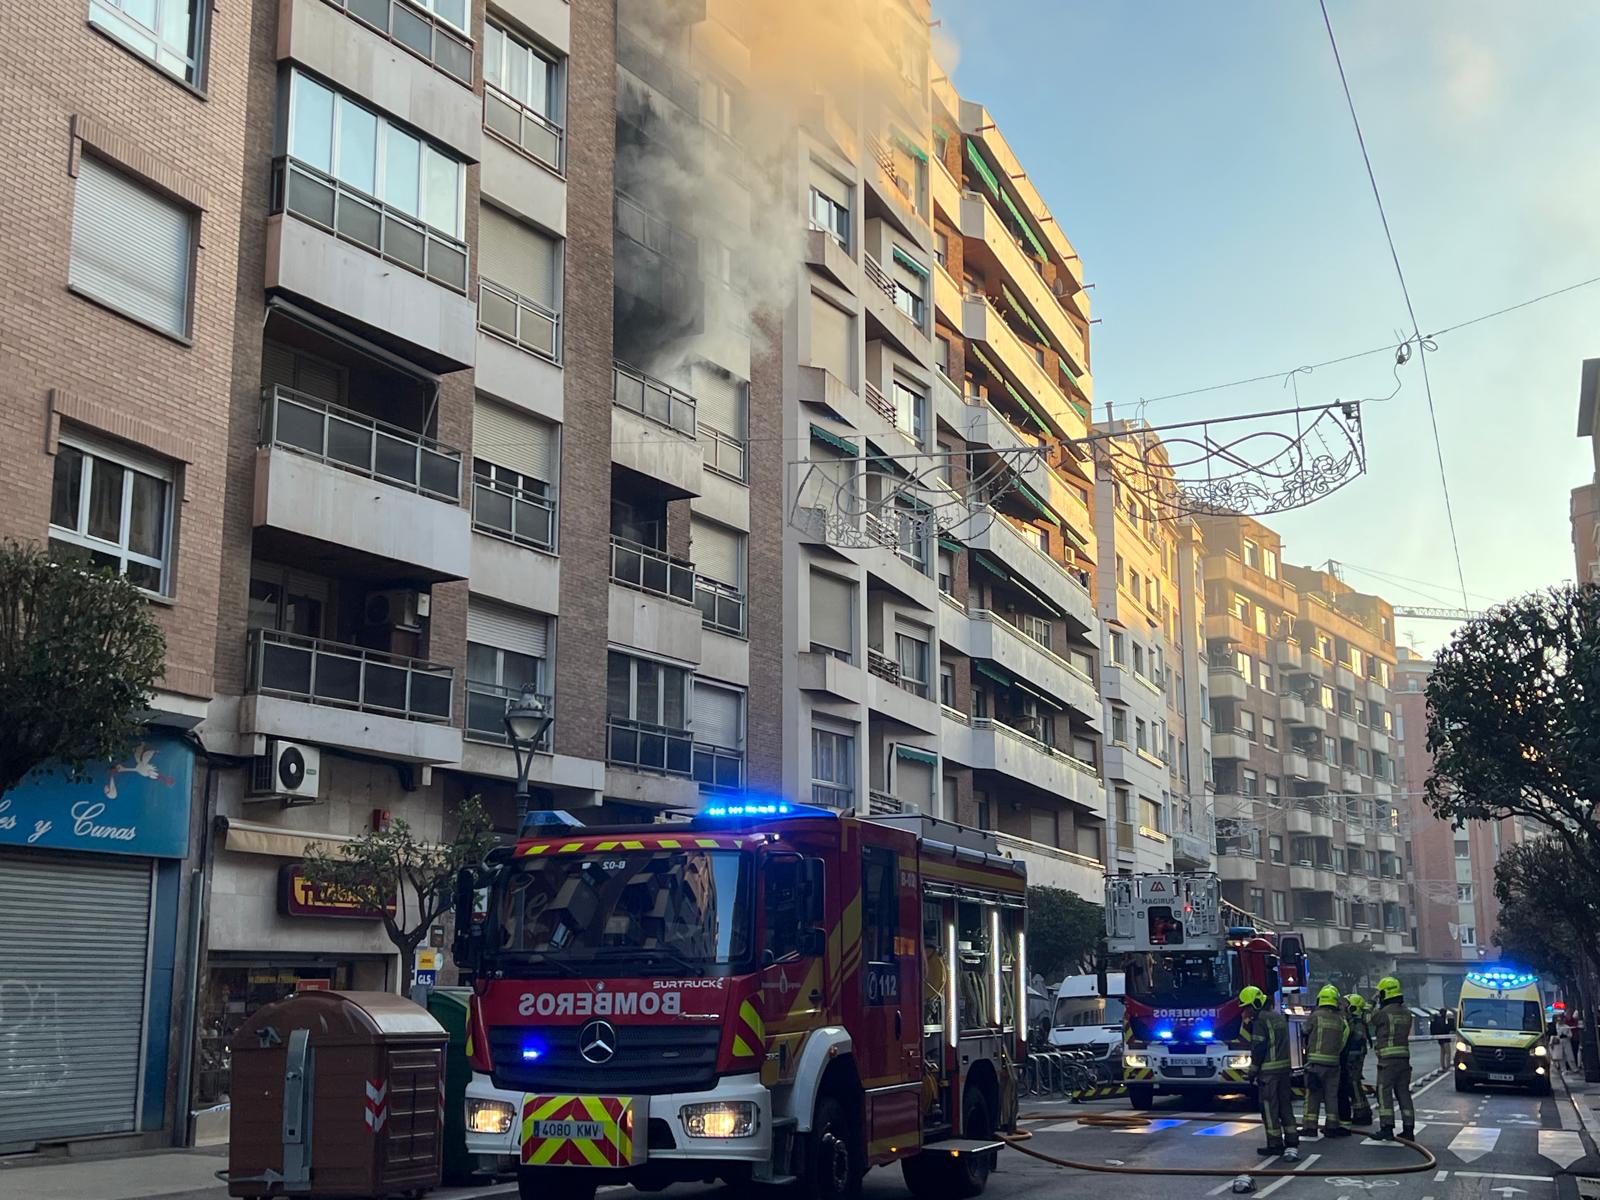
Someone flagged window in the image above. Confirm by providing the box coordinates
[1408,677,1421,692]
[1135,718,1149,752]
[1132,643,1146,676]
[465,603,548,744]
[1454,838,1471,860]
[1238,710,1256,739]
[1115,554,1125,584]
[1110,631,1127,665]
[89,0,204,84]
[809,570,854,662]
[1334,847,1346,872]
[939,661,955,707]
[935,334,952,379]
[934,230,949,268]
[693,517,746,636]
[812,726,855,808]
[49,438,173,594]
[1249,888,1265,917]
[1459,926,1477,947]
[1317,633,1333,660]
[891,379,927,443]
[1241,768,1259,796]
[1243,540,1260,570]
[409,0,466,31]
[1319,684,1335,710]
[892,248,929,324]
[472,403,556,551]
[1258,661,1272,692]
[1264,776,1281,802]
[862,846,898,967]
[692,681,745,791]
[1272,891,1288,923]
[478,206,560,359]
[1234,650,1251,677]
[1232,593,1250,620]
[282,72,468,290]
[1141,796,1163,834]
[1269,835,1285,864]
[896,630,931,698]
[484,21,563,168]
[1263,548,1279,578]
[606,653,691,773]
[70,156,194,338]
[809,181,850,249]
[1457,884,1474,903]
[1111,707,1128,745]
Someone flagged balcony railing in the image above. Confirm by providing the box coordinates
[868,790,904,815]
[613,362,697,438]
[607,716,693,776]
[480,278,560,361]
[260,385,463,502]
[271,157,468,293]
[484,82,564,173]
[972,716,1100,778]
[465,682,553,750]
[865,380,896,424]
[812,782,854,809]
[693,743,744,791]
[616,26,699,115]
[614,191,700,268]
[248,629,453,723]
[695,576,746,637]
[699,424,747,482]
[863,252,896,304]
[611,537,695,604]
[867,649,901,684]
[473,471,555,552]
[324,0,471,86]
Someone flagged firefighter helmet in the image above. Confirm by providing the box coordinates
[1317,984,1341,1007]
[1239,985,1268,1009]
[1346,993,1368,1013]
[1376,976,1402,1001]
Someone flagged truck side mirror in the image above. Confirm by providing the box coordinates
[452,867,479,966]
[799,927,827,958]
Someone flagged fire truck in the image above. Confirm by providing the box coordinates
[453,803,1027,1200]
[1106,872,1309,1109]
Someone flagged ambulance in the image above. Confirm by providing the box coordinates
[1453,967,1554,1094]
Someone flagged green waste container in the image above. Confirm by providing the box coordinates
[426,987,477,1184]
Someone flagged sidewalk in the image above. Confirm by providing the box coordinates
[1562,1063,1600,1142]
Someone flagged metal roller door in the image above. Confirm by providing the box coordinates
[0,851,153,1152]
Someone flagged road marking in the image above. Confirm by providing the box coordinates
[1112,1118,1188,1134]
[1194,1121,1255,1137]
[1434,1170,1449,1182]
[1413,1070,1452,1099]
[1452,1171,1555,1183]
[1034,1120,1080,1133]
[1256,1152,1321,1198]
[1448,1126,1501,1162]
[1537,1130,1587,1170]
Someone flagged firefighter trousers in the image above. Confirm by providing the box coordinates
[1338,1054,1372,1125]
[1258,1071,1299,1149]
[1302,1063,1344,1132]
[1377,1059,1414,1132]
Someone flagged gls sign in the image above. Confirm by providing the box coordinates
[519,990,683,1018]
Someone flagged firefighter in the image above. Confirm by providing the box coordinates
[1301,984,1350,1138]
[1338,993,1373,1128]
[1370,976,1416,1141]
[1240,985,1298,1155]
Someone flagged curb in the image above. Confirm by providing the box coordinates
[1561,1070,1600,1141]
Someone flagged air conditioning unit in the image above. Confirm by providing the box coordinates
[249,740,321,805]
[364,589,427,631]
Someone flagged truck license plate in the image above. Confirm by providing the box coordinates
[535,1119,605,1140]
[1167,1056,1209,1066]
[1489,1073,1515,1083]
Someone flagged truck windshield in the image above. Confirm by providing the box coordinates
[1461,998,1544,1032]
[1123,952,1229,1003]
[494,849,752,972]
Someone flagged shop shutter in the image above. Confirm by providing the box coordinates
[692,518,741,587]
[479,205,557,308]
[894,754,934,811]
[809,569,853,655]
[0,851,151,1153]
[467,600,548,658]
[69,156,192,336]
[473,399,554,481]
[809,293,853,385]
[692,681,743,750]
[691,362,746,438]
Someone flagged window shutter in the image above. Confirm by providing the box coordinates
[473,398,554,481]
[70,156,191,336]
[894,753,934,810]
[467,600,548,658]
[691,362,746,438]
[692,682,743,750]
[893,255,926,295]
[809,161,848,210]
[809,293,853,384]
[262,342,297,391]
[692,518,741,587]
[479,205,557,308]
[809,570,852,653]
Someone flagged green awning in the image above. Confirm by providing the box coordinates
[1061,520,1091,551]
[966,138,1001,197]
[1003,381,1052,437]
[967,341,1002,381]
[938,536,965,554]
[894,133,929,163]
[1002,282,1054,352]
[895,745,939,765]
[1013,480,1058,525]
[973,551,1011,582]
[1016,680,1064,712]
[1001,189,1050,262]
[892,246,930,278]
[975,660,1014,688]
[810,423,858,455]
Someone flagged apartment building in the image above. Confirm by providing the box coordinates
[1199,517,1410,963]
[1573,357,1600,583]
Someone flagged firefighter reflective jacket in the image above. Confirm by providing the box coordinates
[1371,1001,1414,1060]
[1307,1006,1349,1066]
[1250,1008,1292,1075]
[1344,1012,1369,1059]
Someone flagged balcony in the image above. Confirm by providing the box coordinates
[1342,768,1363,793]
[1279,694,1307,724]
[960,293,1084,437]
[944,715,1102,809]
[966,608,1097,715]
[1338,715,1360,742]
[1297,654,1329,681]
[1288,806,1334,839]
[465,683,553,752]
[1171,829,1211,868]
[1211,732,1252,760]
[804,226,856,290]
[797,649,865,705]
[1282,750,1309,779]
[1304,757,1331,785]
[1205,612,1250,645]
[616,24,699,115]
[606,716,693,776]
[965,506,1095,629]
[865,134,927,240]
[811,783,855,810]
[862,251,928,361]
[1290,702,1328,732]
[1210,668,1248,703]
[480,279,560,363]
[1218,853,1259,883]
[1336,664,1357,690]
[243,629,460,763]
[695,577,746,638]
[866,653,939,734]
[991,829,1103,897]
[1347,822,1367,846]
[1290,864,1337,894]
[1368,727,1391,754]
[1275,640,1304,670]
[612,363,704,498]
[255,387,470,580]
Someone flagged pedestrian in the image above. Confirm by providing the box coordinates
[1431,1007,1451,1072]
[1370,976,1416,1142]
[1301,984,1351,1139]
[1240,985,1299,1156]
[1339,993,1373,1129]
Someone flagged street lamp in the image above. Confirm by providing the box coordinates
[504,685,553,832]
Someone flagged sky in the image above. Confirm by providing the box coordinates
[937,0,1600,654]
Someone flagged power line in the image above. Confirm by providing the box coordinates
[1318,0,1470,613]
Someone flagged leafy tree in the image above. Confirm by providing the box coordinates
[0,540,166,795]
[1027,886,1104,983]
[1309,940,1379,991]
[301,796,497,995]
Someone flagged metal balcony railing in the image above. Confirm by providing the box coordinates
[865,380,896,425]
[324,0,472,85]
[260,385,463,502]
[615,26,699,115]
[811,783,853,809]
[271,156,468,293]
[479,278,560,362]
[695,577,746,637]
[972,717,1100,778]
[699,424,746,482]
[693,743,744,792]
[611,537,695,605]
[867,649,901,684]
[465,682,553,749]
[863,252,896,303]
[613,362,697,438]
[472,470,555,552]
[607,716,693,776]
[248,629,453,722]
[484,82,564,172]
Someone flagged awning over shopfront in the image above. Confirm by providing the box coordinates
[219,817,361,860]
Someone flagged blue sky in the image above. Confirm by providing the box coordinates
[938,0,1600,651]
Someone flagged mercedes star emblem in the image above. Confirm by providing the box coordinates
[579,1019,616,1065]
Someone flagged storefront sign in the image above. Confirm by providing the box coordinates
[0,735,194,858]
[278,864,394,920]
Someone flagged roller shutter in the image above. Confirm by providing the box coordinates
[473,399,554,481]
[692,682,743,751]
[692,519,741,587]
[691,363,745,438]
[893,751,934,811]
[69,155,192,337]
[809,569,853,656]
[0,851,152,1152]
[479,205,557,308]
[467,600,548,658]
[809,293,853,384]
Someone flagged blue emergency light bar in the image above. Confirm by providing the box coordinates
[1197,1028,1214,1041]
[1158,1029,1175,1040]
[701,799,838,820]
[522,809,583,830]
[1467,968,1539,989]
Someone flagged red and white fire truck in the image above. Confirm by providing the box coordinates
[1107,872,1309,1108]
[453,803,1028,1200]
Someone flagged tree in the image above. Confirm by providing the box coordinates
[0,540,166,795]
[1027,886,1104,983]
[301,796,497,996]
[1309,940,1380,992]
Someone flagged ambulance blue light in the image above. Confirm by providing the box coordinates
[521,1042,545,1061]
[1467,968,1539,989]
[1158,1029,1175,1040]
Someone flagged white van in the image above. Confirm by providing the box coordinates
[1048,972,1126,1077]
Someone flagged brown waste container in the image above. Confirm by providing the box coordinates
[227,990,447,1198]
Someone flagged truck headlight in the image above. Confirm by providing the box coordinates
[1124,1053,1148,1070]
[680,1102,759,1139]
[467,1099,516,1135]
[1533,1044,1549,1057]
[1455,1040,1471,1053]
[1226,1054,1253,1071]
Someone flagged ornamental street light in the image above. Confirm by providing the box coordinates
[504,685,553,831]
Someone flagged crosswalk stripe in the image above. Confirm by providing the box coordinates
[1448,1126,1500,1163]
[1035,1121,1080,1134]
[1194,1122,1256,1137]
[1537,1130,1586,1170]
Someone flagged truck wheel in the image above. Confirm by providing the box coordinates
[1128,1084,1155,1110]
[798,1095,861,1200]
[517,1168,597,1200]
[1454,1075,1472,1093]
